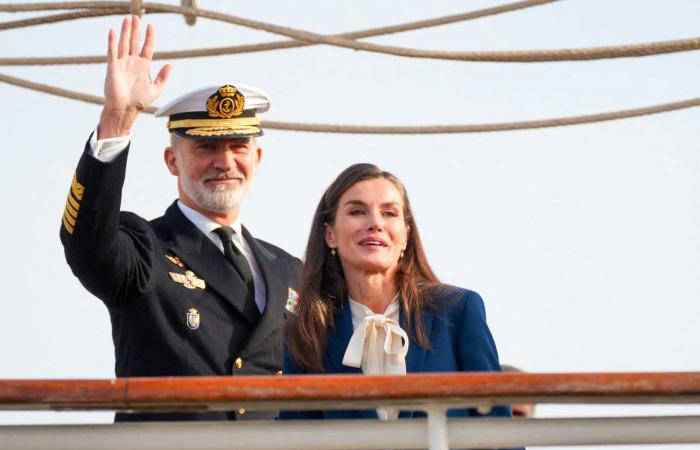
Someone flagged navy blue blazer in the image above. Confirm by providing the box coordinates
[280,286,511,420]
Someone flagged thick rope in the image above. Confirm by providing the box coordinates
[0,0,557,33]
[181,0,196,26]
[129,0,141,17]
[2,72,698,134]
[0,0,559,64]
[0,8,127,32]
[0,0,561,65]
[0,1,125,12]
[1,1,699,63]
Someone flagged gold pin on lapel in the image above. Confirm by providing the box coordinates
[186,307,200,330]
[169,270,206,290]
[286,287,299,313]
[165,254,185,267]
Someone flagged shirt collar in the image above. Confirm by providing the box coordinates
[177,200,242,239]
[347,296,400,329]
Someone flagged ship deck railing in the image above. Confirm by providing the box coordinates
[1,372,699,449]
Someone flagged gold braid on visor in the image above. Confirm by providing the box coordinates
[167,117,261,130]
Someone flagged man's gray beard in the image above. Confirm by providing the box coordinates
[179,172,247,214]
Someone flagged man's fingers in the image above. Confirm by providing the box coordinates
[117,16,130,59]
[129,15,140,56]
[140,24,155,59]
[154,64,172,89]
[107,28,117,63]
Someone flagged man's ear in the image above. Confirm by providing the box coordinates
[164,147,179,176]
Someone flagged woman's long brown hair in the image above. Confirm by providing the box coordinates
[286,163,440,371]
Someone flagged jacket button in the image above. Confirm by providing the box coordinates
[234,357,243,370]
[238,408,246,415]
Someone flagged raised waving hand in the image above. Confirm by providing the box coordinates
[98,15,171,139]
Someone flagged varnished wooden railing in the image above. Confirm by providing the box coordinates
[1,372,699,412]
[2,372,700,450]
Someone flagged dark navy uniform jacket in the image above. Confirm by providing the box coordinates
[280,287,511,420]
[60,140,300,422]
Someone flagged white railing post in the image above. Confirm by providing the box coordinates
[425,405,449,450]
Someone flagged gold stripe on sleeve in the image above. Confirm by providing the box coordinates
[62,215,75,234]
[71,174,85,201]
[67,192,80,210]
[63,209,76,227]
[65,199,79,219]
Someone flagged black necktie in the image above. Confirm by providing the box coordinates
[213,227,258,316]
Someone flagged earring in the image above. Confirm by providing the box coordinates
[400,249,405,259]
[331,247,336,257]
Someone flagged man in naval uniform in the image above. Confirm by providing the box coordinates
[59,16,300,422]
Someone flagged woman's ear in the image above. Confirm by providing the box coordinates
[324,223,336,248]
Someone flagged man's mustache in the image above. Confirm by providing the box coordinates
[203,171,243,182]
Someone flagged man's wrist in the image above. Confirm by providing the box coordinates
[97,107,139,139]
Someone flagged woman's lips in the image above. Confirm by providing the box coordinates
[358,237,388,247]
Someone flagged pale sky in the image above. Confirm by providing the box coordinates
[1,1,699,448]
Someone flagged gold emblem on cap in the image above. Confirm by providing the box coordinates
[206,84,245,119]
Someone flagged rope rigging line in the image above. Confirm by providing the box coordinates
[0,0,558,30]
[2,71,698,134]
[2,1,700,63]
[0,0,561,65]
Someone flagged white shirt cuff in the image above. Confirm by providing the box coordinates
[88,125,130,162]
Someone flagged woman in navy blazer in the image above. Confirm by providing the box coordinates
[282,163,510,420]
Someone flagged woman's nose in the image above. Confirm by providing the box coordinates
[366,212,383,231]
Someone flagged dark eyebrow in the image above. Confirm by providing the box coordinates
[342,199,367,208]
[342,200,401,208]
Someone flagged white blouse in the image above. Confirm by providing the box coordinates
[342,297,409,420]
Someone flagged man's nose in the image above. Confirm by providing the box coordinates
[213,148,236,171]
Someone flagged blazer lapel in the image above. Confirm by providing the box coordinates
[162,203,259,326]
[398,305,436,419]
[324,301,362,374]
[403,305,435,374]
[239,227,289,352]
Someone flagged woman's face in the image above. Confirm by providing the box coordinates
[325,178,409,276]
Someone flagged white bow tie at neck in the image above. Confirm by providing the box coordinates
[342,313,409,375]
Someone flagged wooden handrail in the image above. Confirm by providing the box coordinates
[1,372,699,412]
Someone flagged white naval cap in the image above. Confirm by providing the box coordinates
[154,83,271,139]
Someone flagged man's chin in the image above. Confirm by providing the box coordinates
[196,194,244,215]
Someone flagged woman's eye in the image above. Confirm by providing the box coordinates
[349,209,365,216]
[383,210,399,217]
